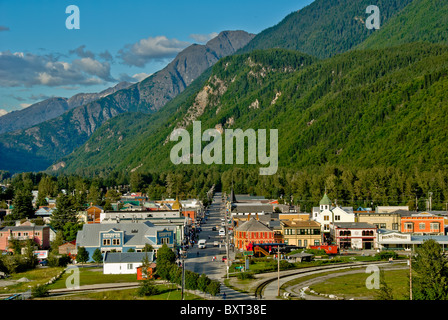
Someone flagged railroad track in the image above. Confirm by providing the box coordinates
[254,260,407,299]
[1,282,141,300]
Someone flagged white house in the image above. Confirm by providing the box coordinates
[312,193,355,241]
[103,251,155,275]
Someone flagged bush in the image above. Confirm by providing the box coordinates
[237,271,254,280]
[32,284,49,298]
[137,279,159,297]
[375,251,398,260]
[206,280,221,296]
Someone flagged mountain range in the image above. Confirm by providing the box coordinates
[0,81,132,135]
[1,0,447,176]
[0,30,255,173]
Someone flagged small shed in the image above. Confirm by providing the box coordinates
[59,241,77,255]
[137,263,157,280]
[103,251,155,275]
[289,252,314,263]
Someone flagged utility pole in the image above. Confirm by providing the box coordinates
[181,250,186,300]
[409,252,412,300]
[277,245,280,297]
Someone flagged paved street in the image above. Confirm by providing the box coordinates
[183,192,254,300]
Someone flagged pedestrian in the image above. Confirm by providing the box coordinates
[222,292,226,300]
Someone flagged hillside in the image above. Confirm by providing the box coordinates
[357,0,448,49]
[0,31,254,173]
[54,43,448,176]
[238,0,414,58]
[0,81,132,135]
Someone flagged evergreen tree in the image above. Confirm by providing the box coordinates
[11,188,34,220]
[50,193,77,231]
[412,239,448,300]
[76,246,89,264]
[92,248,103,264]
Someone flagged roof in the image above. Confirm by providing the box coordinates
[282,220,321,228]
[236,218,272,232]
[319,193,332,206]
[0,225,48,232]
[231,204,274,214]
[333,222,377,229]
[104,251,154,264]
[75,221,168,247]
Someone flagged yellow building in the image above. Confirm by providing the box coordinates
[281,220,322,248]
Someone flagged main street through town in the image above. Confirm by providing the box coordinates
[182,192,254,300]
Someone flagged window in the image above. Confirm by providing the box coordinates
[430,223,440,231]
[419,223,426,230]
[324,216,329,221]
[324,224,330,231]
[113,239,120,246]
[103,239,111,246]
[304,240,308,248]
[127,263,133,270]
[335,215,341,221]
[160,237,170,245]
[298,240,302,247]
[404,223,413,231]
[314,240,320,246]
[392,223,399,230]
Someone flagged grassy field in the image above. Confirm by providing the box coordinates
[282,267,410,300]
[42,284,204,300]
[0,267,65,294]
[47,266,137,290]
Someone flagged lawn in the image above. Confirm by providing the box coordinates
[294,267,410,300]
[42,283,204,300]
[0,267,65,294]
[47,266,138,289]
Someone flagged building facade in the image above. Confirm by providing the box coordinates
[0,221,51,252]
[281,220,322,248]
[76,221,175,262]
[331,222,378,250]
[103,251,155,275]
[401,213,444,235]
[234,218,275,250]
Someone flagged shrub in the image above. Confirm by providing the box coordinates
[32,284,49,298]
[137,279,159,297]
[375,251,398,260]
[237,271,254,280]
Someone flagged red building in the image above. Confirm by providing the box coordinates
[401,213,444,235]
[137,263,157,280]
[0,221,51,252]
[234,218,275,250]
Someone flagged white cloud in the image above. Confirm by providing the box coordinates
[132,72,152,82]
[189,32,219,43]
[0,50,116,87]
[118,35,191,67]
[19,103,31,109]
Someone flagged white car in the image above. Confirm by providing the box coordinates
[198,239,207,249]
[219,228,225,236]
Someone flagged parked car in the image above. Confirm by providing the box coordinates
[198,239,207,249]
[212,226,217,231]
[222,256,227,262]
[38,259,48,266]
[214,241,219,247]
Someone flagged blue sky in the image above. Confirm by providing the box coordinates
[0,0,313,115]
